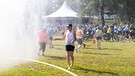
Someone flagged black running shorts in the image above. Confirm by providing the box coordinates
[65,45,75,51]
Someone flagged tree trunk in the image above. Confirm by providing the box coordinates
[100,0,105,26]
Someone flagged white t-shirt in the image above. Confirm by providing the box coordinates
[65,30,75,46]
[95,29,102,37]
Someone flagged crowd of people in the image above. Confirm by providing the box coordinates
[45,23,134,41]
[80,23,135,42]
[37,23,135,70]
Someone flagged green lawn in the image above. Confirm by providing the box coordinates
[0,38,135,76]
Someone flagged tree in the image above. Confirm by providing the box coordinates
[100,0,105,26]
[44,0,135,24]
[126,0,135,23]
[111,0,135,23]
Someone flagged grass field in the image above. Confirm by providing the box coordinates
[0,37,135,76]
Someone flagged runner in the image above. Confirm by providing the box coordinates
[38,28,48,56]
[76,26,85,53]
[128,24,134,42]
[94,27,103,49]
[54,24,76,70]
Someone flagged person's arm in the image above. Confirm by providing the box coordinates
[81,30,85,36]
[54,30,66,40]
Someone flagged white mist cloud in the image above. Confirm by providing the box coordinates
[0,0,48,70]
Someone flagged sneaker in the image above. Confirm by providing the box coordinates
[67,66,70,70]
[70,64,73,67]
[78,50,81,53]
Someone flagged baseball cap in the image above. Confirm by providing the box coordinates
[67,24,72,27]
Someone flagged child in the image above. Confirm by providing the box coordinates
[93,38,96,44]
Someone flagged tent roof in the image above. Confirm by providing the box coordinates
[42,1,78,18]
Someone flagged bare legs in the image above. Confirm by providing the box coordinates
[39,42,46,56]
[48,37,54,48]
[76,45,81,53]
[97,39,101,49]
[128,34,132,42]
[66,51,74,70]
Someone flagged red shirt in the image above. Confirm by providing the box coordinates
[38,31,47,42]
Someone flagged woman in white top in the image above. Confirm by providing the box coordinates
[54,24,76,70]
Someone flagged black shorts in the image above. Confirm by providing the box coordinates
[96,36,101,40]
[65,45,75,51]
[129,32,133,37]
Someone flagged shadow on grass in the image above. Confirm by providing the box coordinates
[74,66,118,76]
[102,48,122,51]
[82,52,111,55]
[45,55,65,60]
[85,47,122,51]
[53,44,65,46]
[53,48,64,50]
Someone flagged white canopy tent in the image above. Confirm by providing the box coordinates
[42,1,79,18]
[42,1,80,25]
